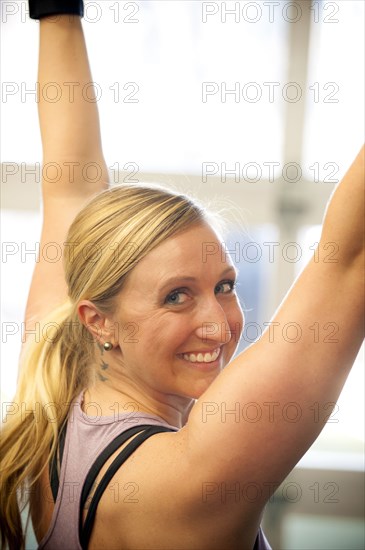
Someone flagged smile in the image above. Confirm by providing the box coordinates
[179,347,221,364]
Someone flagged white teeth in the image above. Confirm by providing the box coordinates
[182,348,220,364]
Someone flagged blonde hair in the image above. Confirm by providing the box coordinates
[0,183,212,549]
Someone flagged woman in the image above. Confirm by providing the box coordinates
[0,2,364,549]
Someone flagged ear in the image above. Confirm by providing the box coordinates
[77,300,117,347]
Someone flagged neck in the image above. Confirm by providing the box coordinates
[86,345,196,428]
[84,375,195,429]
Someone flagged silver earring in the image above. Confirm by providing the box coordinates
[103,342,113,351]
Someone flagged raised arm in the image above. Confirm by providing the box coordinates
[24,8,109,328]
[181,146,364,518]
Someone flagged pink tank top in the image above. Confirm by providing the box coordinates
[37,391,271,550]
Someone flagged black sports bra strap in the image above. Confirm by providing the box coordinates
[79,425,175,550]
[49,422,68,502]
[80,424,156,508]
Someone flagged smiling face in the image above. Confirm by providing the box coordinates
[111,221,244,403]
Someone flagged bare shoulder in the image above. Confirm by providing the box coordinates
[89,428,263,550]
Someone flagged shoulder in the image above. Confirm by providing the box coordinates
[87,427,264,549]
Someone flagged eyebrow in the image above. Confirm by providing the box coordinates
[158,266,239,292]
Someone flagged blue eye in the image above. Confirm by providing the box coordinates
[164,280,237,306]
[215,280,237,294]
[165,289,187,305]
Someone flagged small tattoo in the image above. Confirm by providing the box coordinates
[97,372,108,382]
[100,360,109,371]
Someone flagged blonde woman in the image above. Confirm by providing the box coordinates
[1,2,364,549]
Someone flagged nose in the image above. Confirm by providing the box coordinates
[194,297,234,345]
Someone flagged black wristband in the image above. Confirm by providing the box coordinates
[29,0,84,20]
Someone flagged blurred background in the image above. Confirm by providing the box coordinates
[1,0,364,548]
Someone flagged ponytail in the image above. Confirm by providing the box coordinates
[0,300,92,550]
[0,183,211,549]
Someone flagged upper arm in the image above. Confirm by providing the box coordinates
[23,16,110,332]
[181,249,364,510]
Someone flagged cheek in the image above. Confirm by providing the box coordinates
[129,314,191,354]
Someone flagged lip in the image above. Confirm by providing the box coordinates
[177,346,223,371]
